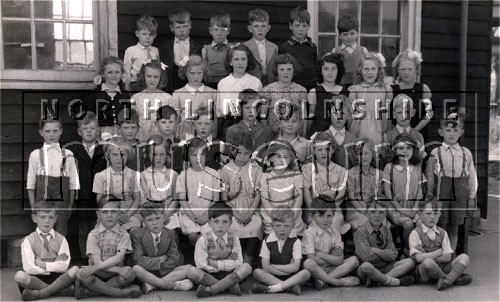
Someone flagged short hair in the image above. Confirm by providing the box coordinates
[225,43,258,73]
[39,117,62,130]
[77,111,98,127]
[117,108,139,126]
[136,60,168,90]
[318,53,345,84]
[392,94,414,112]
[179,55,206,81]
[239,88,260,106]
[337,15,358,33]
[99,56,125,82]
[366,194,388,210]
[310,195,336,215]
[97,194,121,209]
[103,136,134,159]
[248,8,269,24]
[210,11,230,28]
[32,200,57,214]
[440,112,465,129]
[140,201,165,218]
[227,132,255,153]
[157,105,178,120]
[419,196,442,212]
[209,202,233,220]
[195,106,214,121]
[392,49,423,79]
[168,8,191,25]
[272,53,302,77]
[271,206,294,222]
[348,138,377,167]
[136,15,158,34]
[392,133,421,166]
[356,52,386,85]
[289,7,310,25]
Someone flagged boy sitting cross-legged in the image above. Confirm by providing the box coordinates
[302,196,360,290]
[75,195,141,299]
[15,200,79,301]
[354,196,416,287]
[187,202,252,297]
[131,202,194,294]
[410,197,472,290]
[252,206,311,295]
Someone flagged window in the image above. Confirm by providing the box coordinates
[308,0,421,79]
[0,0,117,89]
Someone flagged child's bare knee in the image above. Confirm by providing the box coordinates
[399,258,415,270]
[457,254,470,266]
[187,267,201,280]
[421,258,437,270]
[132,265,144,274]
[67,266,79,278]
[252,268,264,278]
[403,221,414,231]
[303,258,316,270]
[14,271,29,284]
[346,256,360,267]
[299,269,311,280]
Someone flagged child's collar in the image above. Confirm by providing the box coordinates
[96,221,120,233]
[36,227,55,237]
[421,223,440,234]
[211,230,229,242]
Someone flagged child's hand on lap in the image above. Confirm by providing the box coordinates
[78,266,97,279]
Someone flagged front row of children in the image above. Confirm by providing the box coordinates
[17,195,472,300]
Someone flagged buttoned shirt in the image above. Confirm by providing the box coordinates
[21,228,70,275]
[101,83,121,99]
[86,222,132,263]
[194,231,243,273]
[409,224,453,257]
[174,37,190,66]
[26,143,80,190]
[328,125,346,145]
[340,42,358,54]
[430,143,477,198]
[260,231,302,259]
[124,43,160,83]
[354,222,398,268]
[302,221,342,255]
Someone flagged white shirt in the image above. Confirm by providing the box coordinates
[124,43,160,83]
[194,231,243,273]
[260,231,302,260]
[217,73,262,117]
[396,124,411,134]
[21,228,70,275]
[174,37,190,66]
[340,42,358,54]
[409,224,454,257]
[328,125,346,145]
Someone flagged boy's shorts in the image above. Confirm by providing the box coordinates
[209,270,232,280]
[376,262,395,274]
[439,198,467,226]
[413,259,453,281]
[435,175,469,225]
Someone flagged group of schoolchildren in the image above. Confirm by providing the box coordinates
[17,6,477,301]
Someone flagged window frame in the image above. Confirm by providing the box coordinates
[308,0,421,76]
[0,0,118,90]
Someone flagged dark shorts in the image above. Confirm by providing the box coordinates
[435,175,468,225]
[414,260,453,281]
[377,262,396,274]
[210,270,233,280]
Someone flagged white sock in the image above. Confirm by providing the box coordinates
[383,276,400,286]
[267,283,283,293]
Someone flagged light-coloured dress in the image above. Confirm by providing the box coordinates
[220,161,263,240]
[261,81,308,135]
[348,83,392,145]
[131,91,174,142]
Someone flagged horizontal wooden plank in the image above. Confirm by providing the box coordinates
[421,34,491,51]
[1,162,26,182]
[0,199,28,216]
[421,17,491,36]
[1,181,26,200]
[421,63,489,79]
[1,215,35,239]
[421,48,490,65]
[422,1,492,21]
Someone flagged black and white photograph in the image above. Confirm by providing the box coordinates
[0,0,499,301]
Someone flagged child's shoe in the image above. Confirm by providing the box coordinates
[122,285,142,298]
[454,274,473,286]
[174,279,194,291]
[339,276,360,287]
[196,285,211,298]
[289,284,302,296]
[141,282,155,294]
[227,283,242,296]
[252,282,269,293]
[398,275,415,286]
[313,279,325,291]
[365,279,374,288]
[74,279,100,300]
[21,289,40,301]
[56,285,75,297]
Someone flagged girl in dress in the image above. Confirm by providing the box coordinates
[175,137,221,245]
[173,55,218,140]
[391,49,432,137]
[383,133,425,252]
[345,138,383,231]
[140,135,179,230]
[261,54,308,137]
[217,43,262,137]
[307,53,348,138]
[303,131,349,234]
[259,140,306,236]
[348,53,393,145]
[220,132,263,264]
[131,60,174,142]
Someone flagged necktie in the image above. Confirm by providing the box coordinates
[40,233,50,251]
[257,42,266,74]
[373,230,384,247]
[216,237,226,251]
[154,234,160,254]
[146,47,152,60]
[215,43,225,51]
[194,89,201,96]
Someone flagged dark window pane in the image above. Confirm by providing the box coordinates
[35,22,62,70]
[382,1,400,35]
[338,0,358,21]
[319,1,337,33]
[360,36,379,53]
[318,35,336,58]
[34,0,60,19]
[1,0,30,18]
[2,21,31,69]
[361,0,379,34]
[382,37,400,77]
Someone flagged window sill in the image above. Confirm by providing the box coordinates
[1,70,96,90]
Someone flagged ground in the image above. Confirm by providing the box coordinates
[1,169,499,301]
